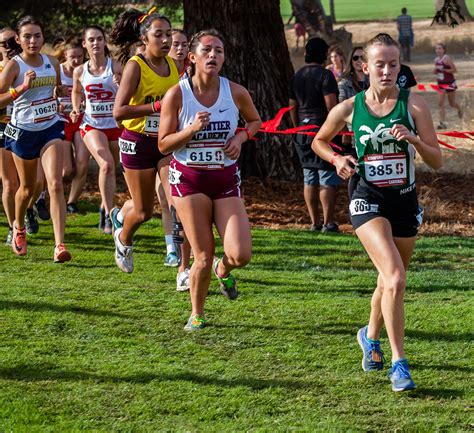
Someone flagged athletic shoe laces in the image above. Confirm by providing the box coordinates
[368,341,385,364]
[393,360,411,379]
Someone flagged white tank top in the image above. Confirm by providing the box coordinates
[81,57,118,129]
[174,77,239,169]
[58,64,74,116]
[11,54,59,131]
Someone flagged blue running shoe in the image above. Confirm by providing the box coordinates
[164,251,179,267]
[388,358,416,392]
[109,207,123,234]
[357,325,385,371]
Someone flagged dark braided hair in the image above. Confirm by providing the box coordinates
[110,8,171,64]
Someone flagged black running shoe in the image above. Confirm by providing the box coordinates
[321,223,339,234]
[67,202,79,214]
[35,198,50,221]
[24,208,39,234]
[98,207,105,230]
[103,214,112,235]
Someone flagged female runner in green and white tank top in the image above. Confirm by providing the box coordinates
[312,33,442,392]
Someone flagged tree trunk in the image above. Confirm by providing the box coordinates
[290,0,352,56]
[329,0,336,23]
[434,0,473,21]
[183,0,300,179]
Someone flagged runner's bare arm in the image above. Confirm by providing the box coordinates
[289,98,298,127]
[112,60,123,86]
[50,55,67,97]
[0,61,34,109]
[224,82,262,159]
[0,59,19,93]
[443,55,457,74]
[312,98,358,180]
[158,84,207,154]
[113,60,151,121]
[392,93,442,170]
[70,65,84,123]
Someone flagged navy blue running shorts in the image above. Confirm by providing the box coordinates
[4,121,65,160]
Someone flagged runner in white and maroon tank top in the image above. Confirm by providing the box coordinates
[433,43,462,130]
[159,29,261,332]
[70,25,123,234]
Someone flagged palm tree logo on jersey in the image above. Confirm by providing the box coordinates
[359,123,400,153]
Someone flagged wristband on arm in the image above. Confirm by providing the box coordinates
[330,152,339,166]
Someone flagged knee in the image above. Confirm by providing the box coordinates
[192,253,214,274]
[99,160,115,176]
[3,180,19,196]
[75,161,88,178]
[226,249,252,268]
[384,273,406,298]
[134,208,153,224]
[47,179,64,196]
[18,183,35,199]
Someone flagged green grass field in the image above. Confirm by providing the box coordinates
[0,207,473,431]
[280,0,474,22]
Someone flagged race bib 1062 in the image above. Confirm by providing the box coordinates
[364,153,407,187]
[31,98,57,123]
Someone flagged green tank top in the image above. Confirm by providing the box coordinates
[352,88,417,189]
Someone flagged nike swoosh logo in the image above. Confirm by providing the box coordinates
[390,118,401,123]
[219,108,230,113]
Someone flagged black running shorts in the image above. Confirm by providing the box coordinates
[349,176,423,238]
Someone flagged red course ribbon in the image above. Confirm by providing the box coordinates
[238,106,474,151]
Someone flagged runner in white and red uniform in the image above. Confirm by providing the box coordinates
[159,29,261,331]
[70,25,122,233]
[0,15,71,262]
[433,43,462,130]
[55,37,90,214]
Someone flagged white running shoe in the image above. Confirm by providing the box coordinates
[176,268,190,292]
[113,227,134,273]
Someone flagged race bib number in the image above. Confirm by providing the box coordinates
[169,166,182,185]
[144,114,160,135]
[4,123,20,141]
[350,199,379,216]
[437,73,444,81]
[90,100,114,118]
[186,146,225,169]
[364,153,407,187]
[118,138,136,155]
[31,98,57,123]
[60,102,73,114]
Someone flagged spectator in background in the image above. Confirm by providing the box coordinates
[327,45,346,82]
[289,37,342,233]
[294,21,306,52]
[397,64,417,89]
[338,46,369,159]
[396,7,413,62]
